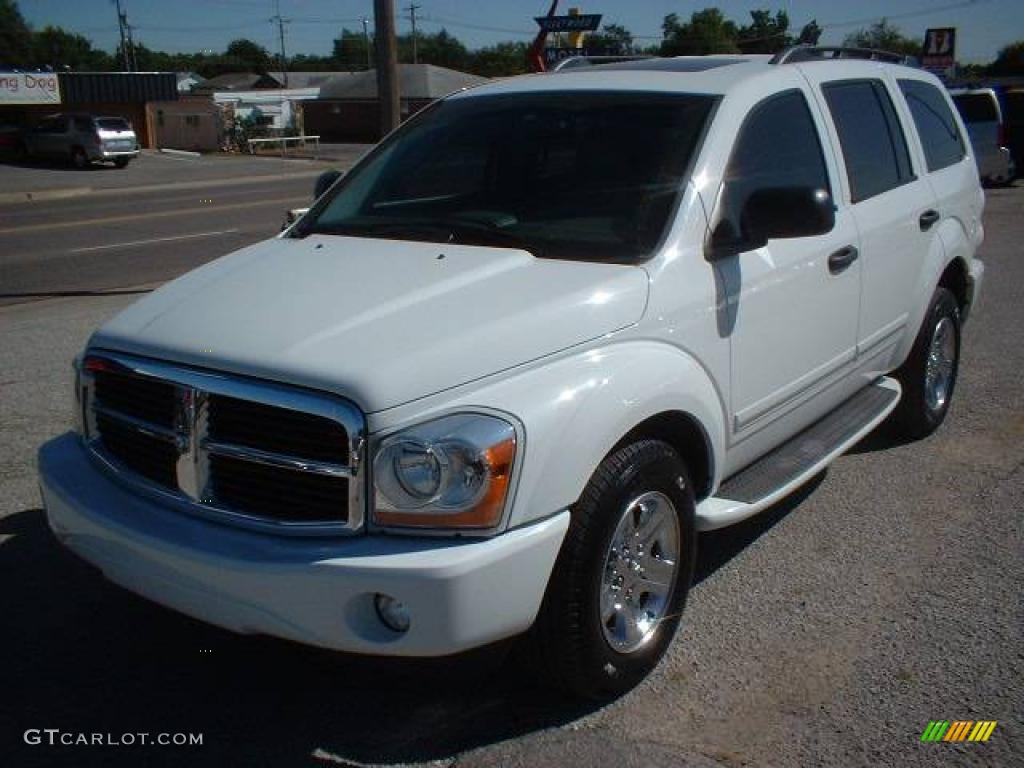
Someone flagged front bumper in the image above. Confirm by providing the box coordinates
[39,433,568,656]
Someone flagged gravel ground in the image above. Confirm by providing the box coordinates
[0,185,1020,767]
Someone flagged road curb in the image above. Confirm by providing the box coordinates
[0,187,92,205]
[157,148,202,159]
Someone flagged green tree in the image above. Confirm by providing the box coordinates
[332,27,371,70]
[988,40,1024,75]
[843,20,921,57]
[737,10,791,54]
[31,25,112,70]
[397,29,470,69]
[796,19,822,46]
[588,23,634,55]
[0,0,32,67]
[661,9,740,56]
[223,38,273,73]
[468,41,530,77]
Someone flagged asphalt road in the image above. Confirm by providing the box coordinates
[0,148,368,304]
[0,184,1020,767]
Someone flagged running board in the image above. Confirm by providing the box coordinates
[696,377,901,531]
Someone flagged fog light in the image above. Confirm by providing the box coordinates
[374,593,410,633]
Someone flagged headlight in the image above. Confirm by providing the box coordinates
[372,413,517,531]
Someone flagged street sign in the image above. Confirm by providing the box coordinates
[535,14,602,33]
[921,28,956,71]
[0,72,61,105]
[543,47,610,66]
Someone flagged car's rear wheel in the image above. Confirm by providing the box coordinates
[113,157,130,168]
[892,286,961,439]
[530,439,696,699]
[71,147,88,169]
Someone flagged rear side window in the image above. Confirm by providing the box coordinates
[823,80,914,203]
[899,80,967,172]
[714,90,831,243]
[951,93,998,123]
[73,117,92,132]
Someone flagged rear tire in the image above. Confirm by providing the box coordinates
[113,157,130,168]
[892,287,961,439]
[71,147,88,169]
[529,439,696,699]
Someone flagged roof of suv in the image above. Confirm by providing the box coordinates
[453,55,928,101]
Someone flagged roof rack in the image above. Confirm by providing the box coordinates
[770,45,918,66]
[550,55,653,72]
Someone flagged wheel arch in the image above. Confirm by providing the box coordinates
[609,411,714,502]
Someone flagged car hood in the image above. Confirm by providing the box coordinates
[90,235,649,412]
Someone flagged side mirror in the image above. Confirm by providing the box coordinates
[313,169,342,199]
[708,186,835,259]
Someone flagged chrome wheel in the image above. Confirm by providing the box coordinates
[600,491,681,654]
[924,316,956,413]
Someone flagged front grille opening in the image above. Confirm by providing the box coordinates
[94,369,177,427]
[210,455,349,523]
[208,394,349,464]
[95,413,178,489]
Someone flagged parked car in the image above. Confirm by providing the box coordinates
[1002,87,1024,180]
[20,113,139,168]
[0,121,24,155]
[40,50,984,699]
[950,87,1015,184]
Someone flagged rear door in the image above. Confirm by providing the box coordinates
[803,72,935,372]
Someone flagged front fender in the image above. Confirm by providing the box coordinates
[370,340,727,530]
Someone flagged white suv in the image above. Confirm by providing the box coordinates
[39,49,984,698]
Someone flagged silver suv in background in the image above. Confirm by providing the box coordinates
[20,113,139,169]
[951,87,1015,185]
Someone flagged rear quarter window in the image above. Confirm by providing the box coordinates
[899,80,966,173]
[97,118,130,130]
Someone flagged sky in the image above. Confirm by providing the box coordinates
[16,0,1024,64]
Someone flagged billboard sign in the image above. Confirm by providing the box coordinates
[535,14,602,33]
[0,72,61,105]
[921,28,956,74]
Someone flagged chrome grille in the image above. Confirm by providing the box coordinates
[81,352,365,536]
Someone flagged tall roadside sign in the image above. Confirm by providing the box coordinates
[921,28,957,81]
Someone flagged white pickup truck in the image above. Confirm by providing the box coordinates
[39,48,984,699]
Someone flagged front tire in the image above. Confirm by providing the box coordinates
[531,439,696,699]
[71,147,89,169]
[892,286,961,439]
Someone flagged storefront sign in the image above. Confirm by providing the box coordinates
[0,72,61,105]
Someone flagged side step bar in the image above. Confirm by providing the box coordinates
[696,377,901,531]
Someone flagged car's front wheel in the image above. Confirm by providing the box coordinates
[71,147,89,169]
[893,286,961,439]
[531,439,696,699]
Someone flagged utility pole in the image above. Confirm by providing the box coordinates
[406,3,421,64]
[271,0,290,87]
[112,0,128,71]
[374,0,400,134]
[123,18,138,71]
[361,17,372,70]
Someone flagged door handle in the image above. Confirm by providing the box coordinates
[919,209,941,231]
[828,245,859,274]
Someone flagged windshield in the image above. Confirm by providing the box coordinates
[294,91,715,262]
